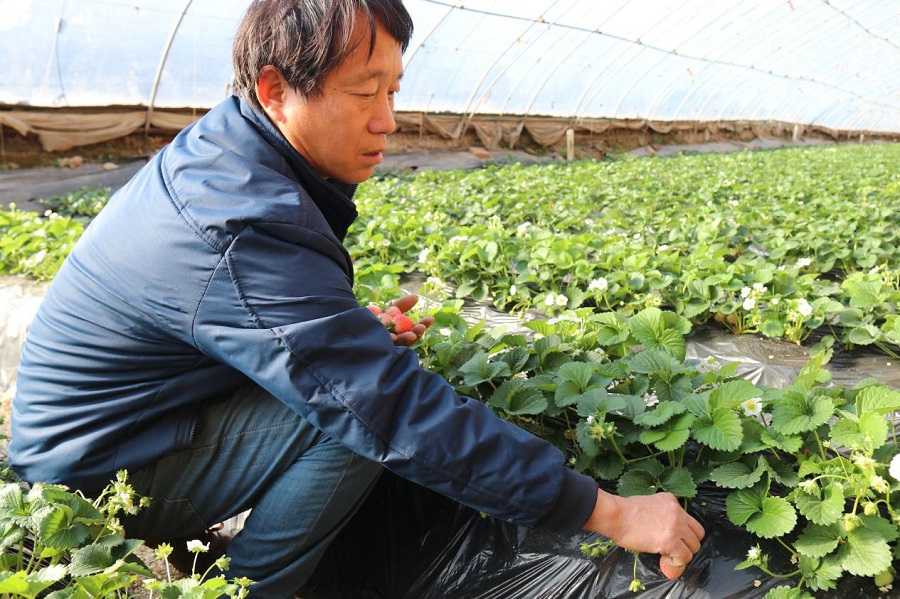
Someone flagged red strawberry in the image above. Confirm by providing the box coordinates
[366,304,383,316]
[390,314,415,334]
[659,556,685,580]
[385,306,403,319]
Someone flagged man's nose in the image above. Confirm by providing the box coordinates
[369,94,396,135]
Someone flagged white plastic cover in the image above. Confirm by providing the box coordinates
[1,0,899,132]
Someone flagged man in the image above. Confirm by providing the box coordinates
[10,1,704,597]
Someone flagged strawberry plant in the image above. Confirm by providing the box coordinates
[351,143,900,351]
[414,303,900,597]
[0,423,252,599]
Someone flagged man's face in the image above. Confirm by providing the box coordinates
[277,19,403,184]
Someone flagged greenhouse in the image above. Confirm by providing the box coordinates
[1,1,899,598]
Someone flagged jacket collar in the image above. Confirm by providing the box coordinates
[238,96,359,241]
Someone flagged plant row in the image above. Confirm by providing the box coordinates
[348,143,900,355]
[414,302,900,597]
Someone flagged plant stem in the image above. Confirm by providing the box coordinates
[813,429,827,460]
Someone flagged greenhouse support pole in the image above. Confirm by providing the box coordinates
[145,0,194,136]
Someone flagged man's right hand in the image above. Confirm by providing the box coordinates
[582,488,705,576]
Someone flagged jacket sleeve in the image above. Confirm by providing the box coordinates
[192,222,598,535]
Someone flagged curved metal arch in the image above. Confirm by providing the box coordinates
[145,0,193,134]
[608,0,703,117]
[643,3,738,119]
[519,26,596,117]
[455,0,568,123]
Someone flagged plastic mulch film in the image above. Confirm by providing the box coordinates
[685,325,899,390]
[0,276,48,394]
[302,472,879,598]
[402,274,899,392]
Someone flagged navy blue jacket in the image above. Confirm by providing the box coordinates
[10,96,597,535]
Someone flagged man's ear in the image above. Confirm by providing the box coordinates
[256,66,289,123]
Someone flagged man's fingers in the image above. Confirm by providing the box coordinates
[689,514,706,541]
[391,294,419,313]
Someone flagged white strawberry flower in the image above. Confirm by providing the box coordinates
[740,286,752,298]
[890,454,900,482]
[509,284,517,296]
[741,397,763,418]
[752,282,767,293]
[555,294,568,307]
[871,475,889,494]
[186,540,210,553]
[588,277,608,292]
[742,297,757,310]
[796,257,812,269]
[795,298,813,317]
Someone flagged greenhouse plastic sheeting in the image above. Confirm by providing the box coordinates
[1,0,899,133]
[301,471,876,598]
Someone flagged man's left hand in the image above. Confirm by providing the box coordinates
[388,294,435,347]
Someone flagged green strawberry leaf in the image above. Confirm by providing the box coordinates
[68,544,115,577]
[710,458,766,489]
[710,379,762,407]
[652,413,695,452]
[692,407,743,451]
[759,427,803,453]
[589,453,625,481]
[459,352,511,386]
[771,391,834,435]
[839,527,892,577]
[591,312,631,346]
[618,469,661,497]
[38,507,91,552]
[575,389,628,416]
[498,346,531,374]
[744,496,797,539]
[760,587,815,599]
[575,420,601,457]
[0,565,67,596]
[639,429,667,445]
[829,411,888,452]
[633,401,686,427]
[794,523,841,558]
[856,384,900,416]
[661,467,698,499]
[628,349,678,375]
[556,362,597,392]
[725,483,768,526]
[859,514,900,543]
[628,307,691,360]
[798,554,843,592]
[763,457,799,487]
[794,482,844,526]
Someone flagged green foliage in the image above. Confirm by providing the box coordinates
[0,206,84,281]
[415,304,900,597]
[348,144,900,352]
[39,187,112,219]
[0,468,252,598]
